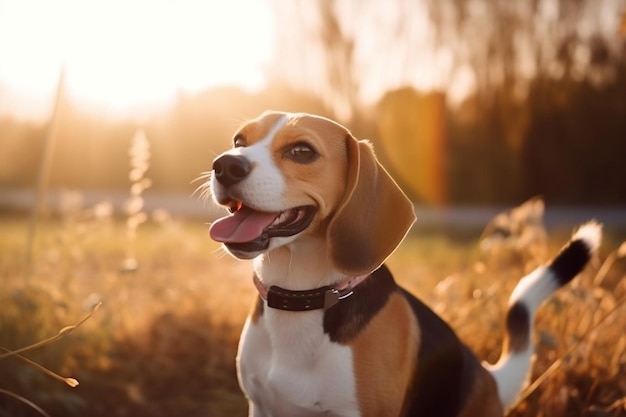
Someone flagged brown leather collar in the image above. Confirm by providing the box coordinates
[253,273,369,312]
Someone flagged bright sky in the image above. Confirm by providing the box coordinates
[0,0,275,120]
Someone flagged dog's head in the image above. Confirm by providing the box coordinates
[208,111,415,275]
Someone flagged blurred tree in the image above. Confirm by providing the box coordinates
[268,0,626,205]
[269,0,623,140]
[0,82,333,196]
[0,117,45,187]
[268,0,426,124]
[522,56,626,204]
[378,89,447,205]
[1,0,624,205]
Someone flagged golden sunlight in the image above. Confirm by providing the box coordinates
[0,0,275,119]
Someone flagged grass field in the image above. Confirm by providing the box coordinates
[0,210,625,417]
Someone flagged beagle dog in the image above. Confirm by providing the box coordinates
[205,111,601,417]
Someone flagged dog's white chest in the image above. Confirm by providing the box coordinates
[237,311,361,417]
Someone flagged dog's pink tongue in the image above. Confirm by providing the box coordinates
[210,207,277,243]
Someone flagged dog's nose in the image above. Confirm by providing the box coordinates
[212,154,252,186]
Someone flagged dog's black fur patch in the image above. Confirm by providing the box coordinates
[550,239,591,286]
[400,287,479,417]
[505,301,531,353]
[323,264,478,417]
[323,265,395,344]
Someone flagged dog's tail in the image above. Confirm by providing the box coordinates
[484,221,602,410]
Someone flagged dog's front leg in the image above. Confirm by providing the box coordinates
[237,315,274,416]
[247,402,269,417]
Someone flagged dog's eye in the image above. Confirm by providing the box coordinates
[233,134,246,148]
[285,143,318,163]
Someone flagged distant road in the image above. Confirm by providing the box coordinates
[1,188,625,228]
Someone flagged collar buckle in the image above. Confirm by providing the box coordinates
[324,288,354,310]
[324,288,340,310]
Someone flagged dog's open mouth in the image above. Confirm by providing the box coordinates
[209,203,316,252]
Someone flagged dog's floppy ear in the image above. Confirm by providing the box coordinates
[327,136,416,275]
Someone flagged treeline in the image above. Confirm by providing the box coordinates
[0,68,625,205]
[267,0,626,206]
[444,50,626,206]
[0,82,334,196]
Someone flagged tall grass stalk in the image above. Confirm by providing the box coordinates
[122,129,152,272]
[0,388,52,417]
[25,68,66,274]
[0,301,100,387]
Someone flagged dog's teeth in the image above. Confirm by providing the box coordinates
[272,209,297,226]
[273,212,288,226]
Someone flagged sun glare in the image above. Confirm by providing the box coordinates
[0,0,275,119]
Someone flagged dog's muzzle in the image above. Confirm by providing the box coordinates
[209,153,317,256]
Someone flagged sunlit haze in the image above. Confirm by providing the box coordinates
[0,0,275,120]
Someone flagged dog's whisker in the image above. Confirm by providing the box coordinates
[190,171,212,184]
[191,185,205,199]
[200,189,214,205]
[216,246,227,256]
[192,181,212,201]
[210,245,225,257]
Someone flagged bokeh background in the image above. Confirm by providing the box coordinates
[2,0,626,207]
[1,1,626,416]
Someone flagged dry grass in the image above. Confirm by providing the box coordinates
[393,225,626,417]
[0,211,625,417]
